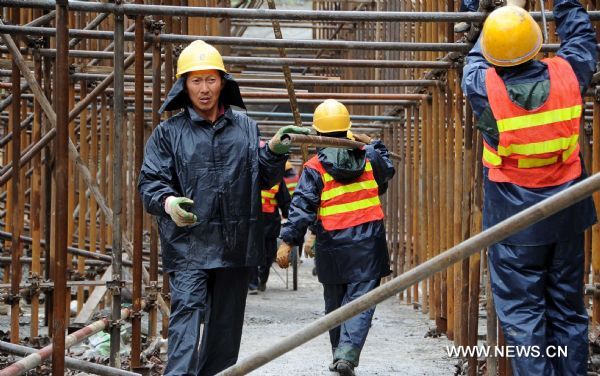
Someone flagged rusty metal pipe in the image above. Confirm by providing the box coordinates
[240,92,428,100]
[51,2,69,374]
[0,341,141,376]
[0,24,581,53]
[0,306,138,376]
[131,0,145,367]
[1,1,598,22]
[8,6,23,345]
[280,134,401,161]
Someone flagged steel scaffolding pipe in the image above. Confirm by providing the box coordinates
[0,24,564,55]
[1,1,598,22]
[0,341,141,376]
[29,47,452,68]
[247,111,403,121]
[241,92,428,100]
[65,73,440,87]
[51,2,69,374]
[217,171,600,375]
[280,134,401,161]
[0,24,579,53]
[0,306,138,376]
[243,99,418,105]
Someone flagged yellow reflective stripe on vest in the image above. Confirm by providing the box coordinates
[518,156,559,168]
[321,180,379,201]
[320,196,381,217]
[323,162,373,183]
[562,140,578,161]
[483,146,502,166]
[497,105,582,133]
[286,182,297,188]
[497,134,579,157]
[261,191,275,198]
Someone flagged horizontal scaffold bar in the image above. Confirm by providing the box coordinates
[1,0,598,22]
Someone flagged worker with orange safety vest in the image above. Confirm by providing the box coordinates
[248,174,291,294]
[462,1,597,374]
[276,99,395,376]
[283,160,299,196]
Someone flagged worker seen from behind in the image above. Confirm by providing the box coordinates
[284,160,299,196]
[276,99,395,376]
[462,0,597,374]
[249,157,291,294]
[137,40,309,376]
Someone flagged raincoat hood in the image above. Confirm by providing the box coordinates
[159,73,246,114]
[317,146,366,183]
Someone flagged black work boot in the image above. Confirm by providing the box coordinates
[333,360,355,376]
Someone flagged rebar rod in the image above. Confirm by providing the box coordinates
[217,171,600,375]
[1,1,597,22]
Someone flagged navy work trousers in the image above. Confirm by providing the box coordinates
[323,279,380,366]
[165,267,251,376]
[488,234,588,376]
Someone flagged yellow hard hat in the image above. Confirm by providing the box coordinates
[176,40,227,78]
[313,99,351,133]
[481,5,542,67]
[285,161,293,170]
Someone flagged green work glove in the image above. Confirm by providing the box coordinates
[268,125,310,155]
[164,196,197,227]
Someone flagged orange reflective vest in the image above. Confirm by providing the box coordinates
[304,156,384,231]
[261,184,279,213]
[284,175,299,196]
[482,56,582,188]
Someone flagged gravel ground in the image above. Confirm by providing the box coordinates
[239,259,458,375]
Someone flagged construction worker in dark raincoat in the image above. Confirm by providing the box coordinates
[137,40,309,376]
[276,99,395,376]
[462,1,597,374]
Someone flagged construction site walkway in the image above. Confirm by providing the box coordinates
[240,260,456,375]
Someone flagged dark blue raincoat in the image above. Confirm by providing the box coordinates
[280,141,395,368]
[462,1,597,374]
[138,73,287,376]
[280,141,395,284]
[138,76,287,272]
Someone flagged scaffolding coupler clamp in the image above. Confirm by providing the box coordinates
[4,293,20,305]
[27,272,42,293]
[145,281,161,303]
[107,275,125,295]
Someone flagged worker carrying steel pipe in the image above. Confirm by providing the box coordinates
[462,0,598,374]
[137,40,308,376]
[276,99,395,376]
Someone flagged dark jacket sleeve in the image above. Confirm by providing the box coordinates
[276,180,291,219]
[257,125,288,189]
[137,122,179,217]
[461,38,491,119]
[279,167,322,246]
[554,0,598,90]
[366,140,396,195]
